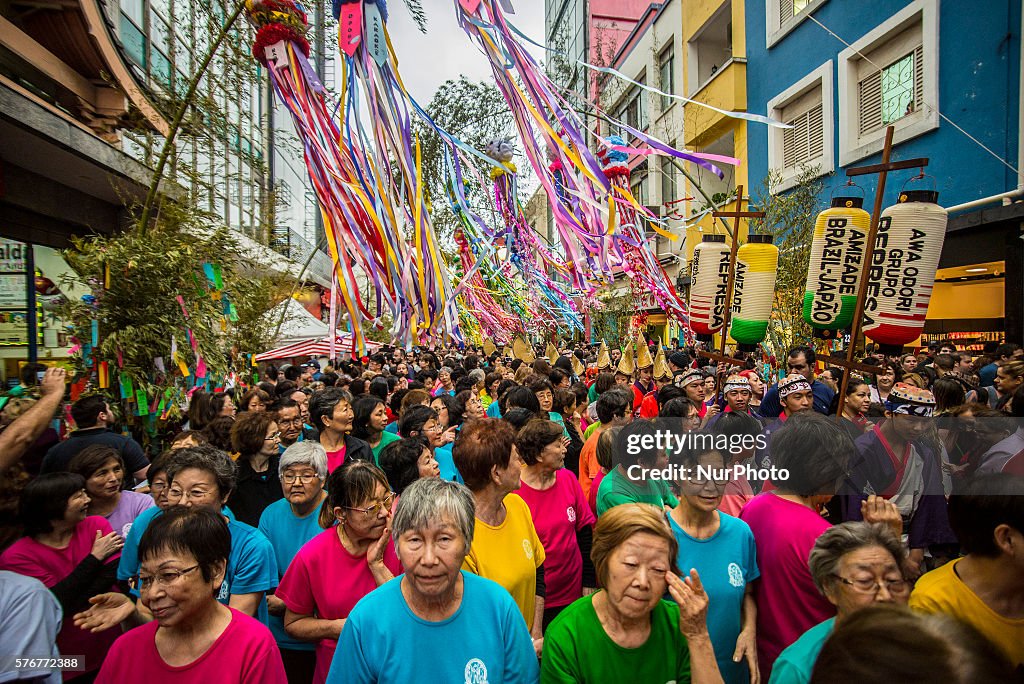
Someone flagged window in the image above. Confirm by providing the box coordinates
[767,62,834,190]
[119,13,147,68]
[658,44,675,111]
[660,154,677,205]
[615,73,647,133]
[631,172,649,208]
[687,3,732,95]
[767,0,828,47]
[838,0,938,165]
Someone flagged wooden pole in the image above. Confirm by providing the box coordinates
[834,125,895,416]
[718,185,743,359]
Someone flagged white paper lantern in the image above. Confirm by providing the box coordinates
[689,234,731,341]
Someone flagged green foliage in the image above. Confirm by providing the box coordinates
[401,0,428,33]
[415,76,516,240]
[749,165,827,359]
[56,201,289,414]
[591,288,636,345]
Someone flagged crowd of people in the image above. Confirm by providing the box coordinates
[0,336,1021,683]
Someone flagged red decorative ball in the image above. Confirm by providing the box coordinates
[252,23,311,65]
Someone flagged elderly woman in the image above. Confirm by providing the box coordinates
[769,521,909,684]
[517,419,597,627]
[596,419,679,516]
[275,460,401,684]
[228,411,282,526]
[454,389,485,426]
[400,404,461,482]
[0,473,123,680]
[327,478,538,682]
[378,437,439,497]
[258,442,329,683]
[100,446,278,623]
[453,419,546,650]
[541,503,722,683]
[351,395,400,464]
[669,443,759,684]
[309,387,372,473]
[95,507,286,682]
[68,444,155,538]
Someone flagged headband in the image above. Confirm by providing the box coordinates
[724,378,751,394]
[676,369,704,388]
[778,375,812,400]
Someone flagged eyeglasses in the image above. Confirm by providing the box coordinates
[131,565,200,592]
[282,473,320,484]
[423,424,443,433]
[167,488,213,502]
[833,574,908,595]
[264,431,281,442]
[344,493,395,517]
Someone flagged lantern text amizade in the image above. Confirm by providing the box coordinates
[803,195,870,338]
[730,234,779,352]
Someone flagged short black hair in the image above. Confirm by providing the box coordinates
[138,506,231,583]
[500,386,541,415]
[595,387,631,423]
[351,395,386,440]
[789,344,817,366]
[656,385,684,409]
[275,380,299,400]
[995,343,1020,360]
[710,411,763,442]
[71,395,108,429]
[283,366,302,382]
[19,472,86,536]
[948,474,1024,557]
[399,404,439,437]
[378,437,430,495]
[660,397,698,418]
[309,387,352,432]
[770,413,853,497]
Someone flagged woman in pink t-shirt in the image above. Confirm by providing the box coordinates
[95,506,286,683]
[516,419,597,629]
[276,460,401,684]
[0,472,123,680]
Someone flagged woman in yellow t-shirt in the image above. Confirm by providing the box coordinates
[453,419,546,657]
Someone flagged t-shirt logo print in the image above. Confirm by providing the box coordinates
[464,658,489,684]
[727,562,744,588]
[566,506,576,524]
[522,539,533,560]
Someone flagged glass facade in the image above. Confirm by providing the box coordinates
[106,0,320,249]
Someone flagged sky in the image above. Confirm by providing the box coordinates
[385,0,547,105]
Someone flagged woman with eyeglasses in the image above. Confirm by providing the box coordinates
[257,442,329,684]
[274,460,401,684]
[95,506,286,683]
[669,443,760,684]
[0,472,123,680]
[768,522,909,684]
[227,411,283,527]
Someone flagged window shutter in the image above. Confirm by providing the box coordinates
[913,44,924,112]
[783,102,824,168]
[780,0,794,22]
[858,70,883,136]
[807,103,824,159]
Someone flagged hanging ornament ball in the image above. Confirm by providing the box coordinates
[485,138,515,163]
[596,135,629,178]
[862,190,948,355]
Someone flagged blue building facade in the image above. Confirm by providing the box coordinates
[745,0,1023,345]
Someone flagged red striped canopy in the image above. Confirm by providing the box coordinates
[254,335,382,361]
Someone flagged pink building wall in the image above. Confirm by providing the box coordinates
[588,0,650,102]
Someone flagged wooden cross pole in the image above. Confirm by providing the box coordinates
[706,185,766,390]
[830,125,929,417]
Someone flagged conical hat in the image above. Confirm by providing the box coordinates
[653,346,672,380]
[546,342,559,365]
[616,342,635,377]
[513,336,535,363]
[635,332,654,369]
[597,341,612,369]
[570,354,584,377]
[504,344,514,359]
[482,339,497,356]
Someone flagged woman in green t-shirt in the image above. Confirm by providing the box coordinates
[541,503,723,683]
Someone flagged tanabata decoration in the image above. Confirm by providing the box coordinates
[688,234,731,342]
[454,1,729,327]
[862,190,948,355]
[248,0,461,352]
[802,196,869,337]
[729,234,779,352]
[596,341,612,370]
[512,335,535,363]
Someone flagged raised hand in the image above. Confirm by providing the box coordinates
[90,530,124,561]
[39,367,67,396]
[861,495,902,540]
[73,592,135,633]
[667,569,710,638]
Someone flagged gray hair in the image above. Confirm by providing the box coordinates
[809,522,908,595]
[468,368,486,385]
[392,478,476,550]
[439,366,454,375]
[165,445,238,496]
[279,441,328,481]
